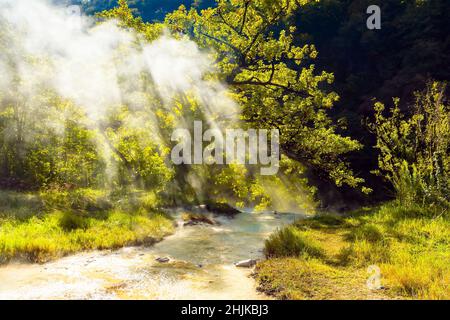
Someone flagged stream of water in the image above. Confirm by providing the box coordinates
[0,210,302,300]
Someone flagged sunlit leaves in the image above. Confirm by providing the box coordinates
[370,81,450,210]
[165,0,364,189]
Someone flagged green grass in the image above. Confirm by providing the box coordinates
[0,191,45,221]
[0,189,174,264]
[256,202,450,300]
[264,226,324,259]
[256,257,386,300]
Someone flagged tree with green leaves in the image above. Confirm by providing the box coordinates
[101,0,367,193]
[166,0,366,189]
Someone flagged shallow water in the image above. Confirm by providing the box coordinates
[0,210,302,300]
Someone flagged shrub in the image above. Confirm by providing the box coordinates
[370,81,450,214]
[58,211,90,231]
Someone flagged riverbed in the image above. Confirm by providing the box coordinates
[0,210,302,300]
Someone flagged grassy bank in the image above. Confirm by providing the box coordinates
[0,189,174,264]
[256,203,449,300]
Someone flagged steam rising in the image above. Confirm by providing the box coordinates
[0,0,237,124]
[0,0,311,212]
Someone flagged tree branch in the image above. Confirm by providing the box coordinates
[229,77,308,98]
[240,1,250,34]
[217,7,245,37]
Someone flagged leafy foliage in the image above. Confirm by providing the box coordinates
[164,0,365,189]
[79,0,215,22]
[370,82,450,212]
[0,91,107,189]
[0,1,448,237]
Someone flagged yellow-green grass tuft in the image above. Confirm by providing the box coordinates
[257,202,449,300]
[264,226,324,259]
[0,190,174,264]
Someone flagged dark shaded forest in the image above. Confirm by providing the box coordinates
[293,0,450,205]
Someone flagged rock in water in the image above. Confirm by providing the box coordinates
[182,212,216,226]
[235,259,258,268]
[205,202,241,216]
[156,257,170,263]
